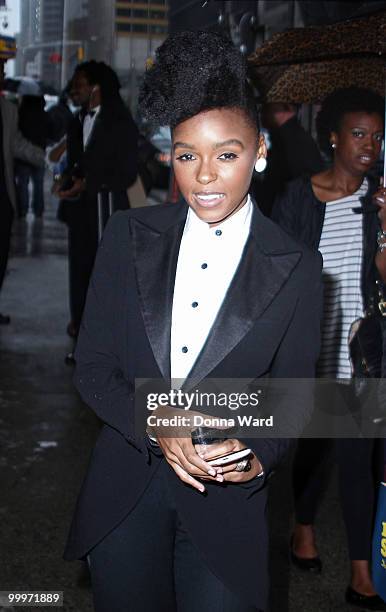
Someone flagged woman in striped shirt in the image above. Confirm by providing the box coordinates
[272,87,386,610]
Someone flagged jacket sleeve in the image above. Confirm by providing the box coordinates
[243,250,323,490]
[271,180,301,237]
[13,131,45,167]
[7,99,44,167]
[73,212,146,454]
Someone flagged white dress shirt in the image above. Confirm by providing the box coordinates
[83,105,101,148]
[170,196,253,385]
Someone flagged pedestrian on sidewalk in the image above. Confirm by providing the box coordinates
[272,86,386,610]
[56,61,138,360]
[0,60,45,325]
[15,94,51,218]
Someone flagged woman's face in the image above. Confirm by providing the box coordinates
[172,108,265,225]
[331,112,384,176]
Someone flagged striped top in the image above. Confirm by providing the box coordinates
[317,179,367,380]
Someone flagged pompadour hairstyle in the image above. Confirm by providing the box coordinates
[316,87,384,157]
[139,30,258,131]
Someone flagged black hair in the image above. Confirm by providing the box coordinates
[74,60,123,110]
[74,60,100,86]
[139,30,259,132]
[316,87,384,157]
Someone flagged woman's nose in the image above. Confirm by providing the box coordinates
[363,136,376,151]
[196,160,217,184]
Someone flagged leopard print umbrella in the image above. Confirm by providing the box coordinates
[248,10,386,103]
[251,56,385,103]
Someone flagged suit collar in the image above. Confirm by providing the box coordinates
[132,198,302,386]
[132,197,301,257]
[84,112,102,151]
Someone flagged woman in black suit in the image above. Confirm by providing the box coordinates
[64,31,323,612]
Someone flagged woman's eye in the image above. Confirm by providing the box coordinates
[352,130,364,138]
[375,134,384,143]
[176,153,196,161]
[218,152,238,160]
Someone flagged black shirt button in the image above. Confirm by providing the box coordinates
[192,302,198,308]
[215,229,222,236]
[201,263,208,269]
[182,346,188,353]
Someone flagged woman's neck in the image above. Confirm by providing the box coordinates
[311,164,365,203]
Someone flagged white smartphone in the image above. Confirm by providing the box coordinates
[207,447,252,466]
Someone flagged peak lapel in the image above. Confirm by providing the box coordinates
[84,114,101,152]
[131,209,186,382]
[184,210,302,390]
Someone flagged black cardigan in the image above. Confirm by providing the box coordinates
[271,175,380,314]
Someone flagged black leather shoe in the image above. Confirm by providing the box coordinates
[345,586,386,610]
[0,313,11,325]
[290,536,322,573]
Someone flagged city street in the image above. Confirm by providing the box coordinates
[0,197,369,612]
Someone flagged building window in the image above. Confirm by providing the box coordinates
[116,8,132,17]
[132,23,148,32]
[150,24,167,34]
[133,9,148,18]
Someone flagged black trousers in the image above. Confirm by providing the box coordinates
[0,199,13,293]
[68,205,98,329]
[293,384,379,560]
[67,191,129,329]
[89,462,260,612]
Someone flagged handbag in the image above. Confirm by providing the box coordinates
[349,280,386,397]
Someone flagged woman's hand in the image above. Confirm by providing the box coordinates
[51,175,64,195]
[373,183,386,229]
[57,177,85,199]
[148,405,225,493]
[197,439,263,483]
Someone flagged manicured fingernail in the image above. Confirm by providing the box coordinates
[208,468,216,476]
[216,475,224,482]
[199,486,205,493]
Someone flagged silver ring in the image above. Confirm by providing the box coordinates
[235,459,249,472]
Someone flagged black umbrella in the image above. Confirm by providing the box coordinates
[2,76,58,97]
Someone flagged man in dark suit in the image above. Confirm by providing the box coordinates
[253,103,323,217]
[57,61,138,352]
[64,32,322,612]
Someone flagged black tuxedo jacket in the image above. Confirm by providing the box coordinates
[66,105,138,201]
[64,200,322,609]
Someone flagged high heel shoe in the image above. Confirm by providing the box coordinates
[289,535,322,574]
[345,586,386,610]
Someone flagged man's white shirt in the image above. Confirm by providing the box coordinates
[170,196,253,386]
[83,105,101,148]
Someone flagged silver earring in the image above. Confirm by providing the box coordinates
[255,157,267,173]
[331,143,337,149]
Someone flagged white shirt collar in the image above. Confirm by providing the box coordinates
[89,105,101,116]
[184,195,253,236]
